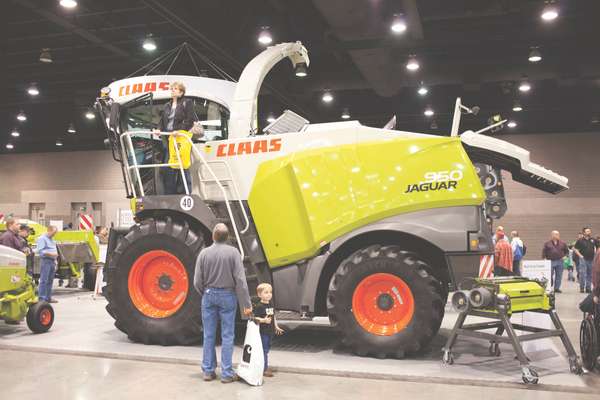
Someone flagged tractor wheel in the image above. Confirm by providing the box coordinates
[104,217,205,345]
[26,301,54,333]
[327,245,445,358]
[83,263,99,291]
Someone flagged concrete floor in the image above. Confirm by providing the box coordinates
[1,274,598,399]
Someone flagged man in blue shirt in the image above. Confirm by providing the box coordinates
[36,226,59,303]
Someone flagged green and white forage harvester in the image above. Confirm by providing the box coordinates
[95,42,568,358]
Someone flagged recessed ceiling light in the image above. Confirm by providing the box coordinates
[390,14,407,34]
[39,48,53,63]
[59,0,77,8]
[17,111,27,122]
[512,101,523,112]
[142,36,157,51]
[424,107,434,117]
[11,130,20,138]
[56,140,63,147]
[528,47,542,63]
[27,85,40,96]
[258,26,273,45]
[266,114,276,123]
[518,79,531,92]
[417,83,428,96]
[322,90,334,103]
[294,62,308,77]
[541,4,559,21]
[85,110,95,120]
[67,123,76,133]
[5,144,14,150]
[507,120,517,128]
[406,55,420,71]
[341,108,351,119]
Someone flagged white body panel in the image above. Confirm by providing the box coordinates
[0,245,26,268]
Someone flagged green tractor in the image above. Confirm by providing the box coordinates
[0,220,101,291]
[0,244,54,333]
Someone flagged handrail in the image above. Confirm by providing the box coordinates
[118,130,249,259]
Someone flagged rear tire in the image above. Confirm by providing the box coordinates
[104,217,205,345]
[26,302,54,333]
[327,245,444,358]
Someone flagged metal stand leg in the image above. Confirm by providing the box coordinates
[442,311,468,365]
[499,311,539,384]
[548,310,583,374]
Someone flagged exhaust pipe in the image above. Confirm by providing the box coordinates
[451,290,471,312]
[469,287,494,308]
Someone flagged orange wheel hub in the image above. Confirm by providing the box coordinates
[352,273,415,336]
[40,309,52,326]
[128,250,189,318]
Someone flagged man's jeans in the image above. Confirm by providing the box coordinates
[201,288,237,379]
[578,258,593,291]
[38,258,56,301]
[550,259,564,291]
[260,333,272,372]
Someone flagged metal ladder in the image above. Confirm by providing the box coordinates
[120,130,250,259]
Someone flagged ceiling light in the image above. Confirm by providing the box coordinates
[294,62,308,78]
[528,47,542,63]
[59,0,77,8]
[390,14,407,34]
[39,48,52,63]
[16,111,27,122]
[424,106,434,117]
[430,120,438,129]
[518,79,531,92]
[591,115,600,124]
[406,55,420,71]
[5,144,14,150]
[67,123,76,134]
[85,110,95,120]
[56,140,63,147]
[417,83,428,96]
[512,101,523,112]
[541,3,559,21]
[266,114,276,124]
[258,26,273,45]
[27,85,39,96]
[142,36,157,51]
[322,90,334,103]
[341,108,351,120]
[11,130,20,138]
[507,120,517,128]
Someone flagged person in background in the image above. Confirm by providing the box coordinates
[254,283,284,378]
[572,233,583,283]
[0,218,27,253]
[593,247,600,305]
[193,223,252,383]
[542,230,569,293]
[494,231,513,276]
[565,244,575,282]
[36,226,59,303]
[17,225,31,255]
[510,231,524,276]
[493,226,509,245]
[574,227,597,294]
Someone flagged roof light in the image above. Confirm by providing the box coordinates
[11,130,20,138]
[294,62,308,77]
[512,101,523,112]
[406,55,420,71]
[322,90,334,103]
[85,110,95,120]
[17,111,27,122]
[59,0,77,8]
[518,79,531,93]
[424,106,434,117]
[541,3,559,21]
[390,14,407,34]
[417,83,428,96]
[39,48,52,63]
[507,120,517,128]
[67,123,76,134]
[258,26,273,45]
[142,35,157,52]
[341,108,351,120]
[5,144,14,150]
[27,84,39,96]
[56,140,63,147]
[266,114,276,123]
[528,47,542,63]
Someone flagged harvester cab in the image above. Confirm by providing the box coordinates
[95,42,568,358]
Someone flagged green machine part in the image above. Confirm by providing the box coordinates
[248,135,485,267]
[475,278,553,313]
[0,263,37,322]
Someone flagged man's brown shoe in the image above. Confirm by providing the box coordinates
[263,369,274,377]
[203,373,216,381]
[221,375,239,384]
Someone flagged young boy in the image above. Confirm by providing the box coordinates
[254,283,284,377]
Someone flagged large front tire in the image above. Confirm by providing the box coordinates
[327,245,444,358]
[105,217,205,345]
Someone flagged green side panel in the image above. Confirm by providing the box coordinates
[248,135,485,267]
[0,267,28,293]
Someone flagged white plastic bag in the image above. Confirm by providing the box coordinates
[236,320,264,386]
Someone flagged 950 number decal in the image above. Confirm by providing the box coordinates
[405,170,463,193]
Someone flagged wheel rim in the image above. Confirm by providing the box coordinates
[352,273,415,336]
[40,308,52,326]
[128,250,189,318]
